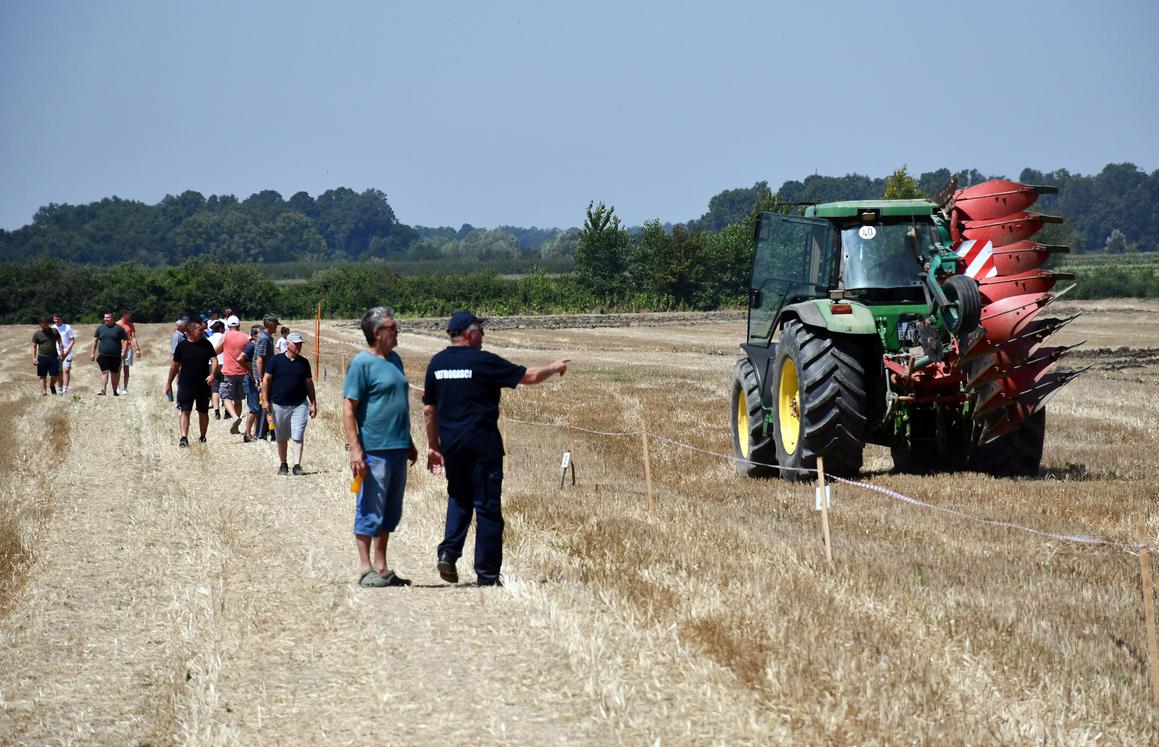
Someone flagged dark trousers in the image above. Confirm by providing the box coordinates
[438,456,504,582]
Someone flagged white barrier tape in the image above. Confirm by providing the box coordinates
[505,416,639,438]
[504,416,1134,555]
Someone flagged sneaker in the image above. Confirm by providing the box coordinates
[437,553,458,584]
[243,435,254,443]
[198,435,207,444]
[97,391,106,396]
[42,392,48,397]
[179,436,189,448]
[477,576,503,588]
[112,390,119,397]
[292,464,304,476]
[229,417,242,435]
[277,463,289,476]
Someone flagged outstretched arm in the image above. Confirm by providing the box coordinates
[520,358,571,385]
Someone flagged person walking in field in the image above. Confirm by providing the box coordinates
[53,313,75,394]
[239,325,262,442]
[214,315,250,435]
[343,306,417,588]
[205,319,226,419]
[90,311,129,396]
[274,325,290,354]
[166,319,218,447]
[423,311,570,586]
[116,308,143,395]
[252,313,279,441]
[171,317,188,353]
[32,318,63,396]
[261,331,317,475]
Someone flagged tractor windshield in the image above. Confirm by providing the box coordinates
[841,221,935,290]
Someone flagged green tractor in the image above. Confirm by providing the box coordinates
[730,180,1080,481]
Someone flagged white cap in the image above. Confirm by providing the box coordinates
[226,315,241,327]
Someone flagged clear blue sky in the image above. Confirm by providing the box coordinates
[2,1,1156,232]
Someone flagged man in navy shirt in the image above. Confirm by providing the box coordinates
[423,311,570,586]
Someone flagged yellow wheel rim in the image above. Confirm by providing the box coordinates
[737,393,751,459]
[778,358,800,455]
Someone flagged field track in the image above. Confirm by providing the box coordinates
[1,301,1158,744]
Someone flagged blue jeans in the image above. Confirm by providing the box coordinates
[438,456,504,582]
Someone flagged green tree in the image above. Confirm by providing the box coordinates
[883,165,924,199]
[1105,228,1128,253]
[575,201,630,297]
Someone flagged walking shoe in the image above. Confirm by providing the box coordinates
[179,436,189,447]
[198,435,207,444]
[277,463,289,476]
[477,576,503,588]
[437,553,458,584]
[97,390,106,396]
[292,464,304,476]
[112,390,119,397]
[229,417,242,435]
[243,435,254,443]
[381,570,412,587]
[358,569,388,588]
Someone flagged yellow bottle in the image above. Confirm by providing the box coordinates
[350,473,364,494]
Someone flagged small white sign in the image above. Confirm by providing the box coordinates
[815,486,832,511]
[858,225,877,240]
[560,451,571,469]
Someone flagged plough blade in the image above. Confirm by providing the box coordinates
[952,179,1056,221]
[979,270,1070,304]
[972,346,1076,415]
[961,212,1064,248]
[979,292,1055,346]
[990,241,1069,276]
[976,368,1086,443]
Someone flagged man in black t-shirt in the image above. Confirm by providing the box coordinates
[423,311,570,586]
[166,320,219,447]
[261,331,317,476]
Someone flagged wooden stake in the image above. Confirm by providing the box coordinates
[817,456,834,569]
[1138,522,1159,706]
[313,302,322,374]
[340,354,346,379]
[559,417,575,488]
[640,423,654,514]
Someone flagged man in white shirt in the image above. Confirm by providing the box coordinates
[52,312,75,395]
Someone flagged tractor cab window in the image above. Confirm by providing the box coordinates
[840,221,934,290]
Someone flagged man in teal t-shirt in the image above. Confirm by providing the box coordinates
[342,306,417,588]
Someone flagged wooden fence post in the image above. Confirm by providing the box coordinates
[1138,522,1159,706]
[640,423,654,514]
[313,301,321,374]
[817,456,833,569]
[559,416,576,488]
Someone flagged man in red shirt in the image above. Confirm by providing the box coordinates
[214,315,252,435]
[117,308,143,395]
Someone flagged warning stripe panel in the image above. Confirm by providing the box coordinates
[956,239,998,279]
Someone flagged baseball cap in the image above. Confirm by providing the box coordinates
[226,315,240,327]
[286,332,304,344]
[263,313,279,325]
[447,310,487,336]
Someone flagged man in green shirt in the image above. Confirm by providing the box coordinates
[31,318,63,396]
[90,311,129,396]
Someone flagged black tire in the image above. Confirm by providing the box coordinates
[942,274,982,335]
[970,407,1046,477]
[730,358,777,478]
[772,320,867,482]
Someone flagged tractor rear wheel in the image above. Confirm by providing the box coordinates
[970,408,1046,477]
[772,321,868,482]
[731,359,777,477]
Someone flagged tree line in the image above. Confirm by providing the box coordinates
[2,164,1155,269]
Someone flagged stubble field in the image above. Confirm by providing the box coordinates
[1,300,1158,744]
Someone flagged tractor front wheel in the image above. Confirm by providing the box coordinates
[731,358,777,477]
[772,321,868,482]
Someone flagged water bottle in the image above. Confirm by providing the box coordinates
[350,473,364,494]
[167,390,174,402]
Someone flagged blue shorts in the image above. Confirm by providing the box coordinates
[354,449,408,537]
[37,355,60,377]
[244,376,261,414]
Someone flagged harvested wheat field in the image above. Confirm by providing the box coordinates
[2,300,1158,744]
